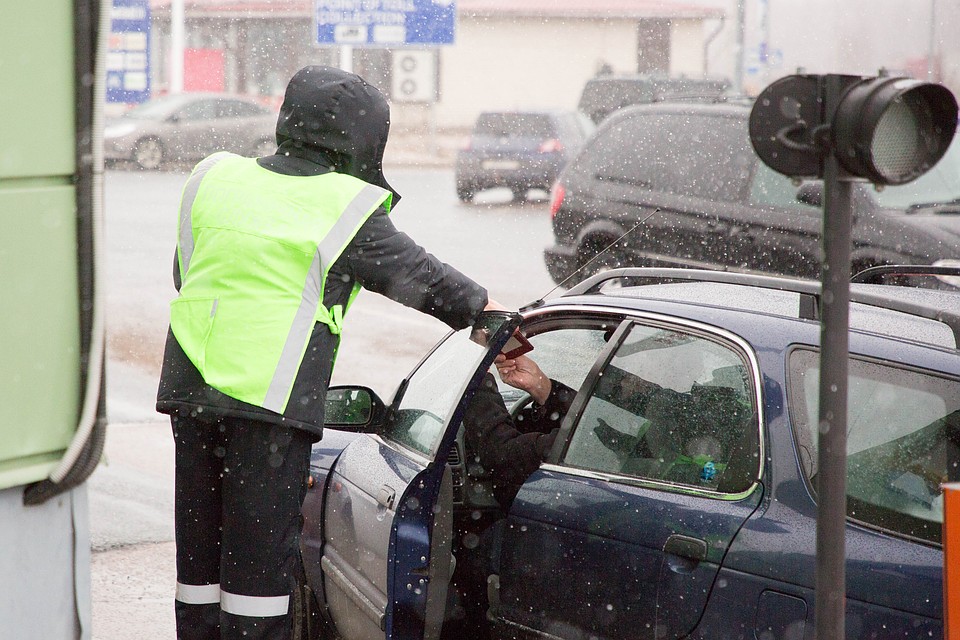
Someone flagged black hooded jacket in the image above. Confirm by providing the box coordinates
[156,66,488,438]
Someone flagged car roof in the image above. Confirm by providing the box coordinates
[476,109,577,118]
[541,268,960,351]
[606,101,752,122]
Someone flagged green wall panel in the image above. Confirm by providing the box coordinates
[0,1,75,179]
[0,185,80,489]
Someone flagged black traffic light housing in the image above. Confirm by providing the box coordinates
[749,73,957,184]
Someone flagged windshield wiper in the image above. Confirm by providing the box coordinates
[907,197,960,212]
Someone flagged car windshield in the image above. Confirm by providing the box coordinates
[870,137,960,209]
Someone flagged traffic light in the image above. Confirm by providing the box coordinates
[749,73,957,185]
[749,73,957,640]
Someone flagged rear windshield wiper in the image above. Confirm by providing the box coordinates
[907,197,960,212]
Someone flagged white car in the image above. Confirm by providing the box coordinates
[103,93,278,170]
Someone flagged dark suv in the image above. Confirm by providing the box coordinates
[544,102,960,288]
[454,110,591,202]
[577,74,731,124]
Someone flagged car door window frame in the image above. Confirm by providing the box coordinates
[545,309,764,500]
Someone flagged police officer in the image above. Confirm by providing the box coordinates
[156,66,498,640]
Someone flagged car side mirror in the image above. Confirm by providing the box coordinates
[324,385,386,432]
[796,181,823,207]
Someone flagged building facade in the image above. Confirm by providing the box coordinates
[145,0,725,130]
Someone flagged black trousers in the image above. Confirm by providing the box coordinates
[171,414,314,640]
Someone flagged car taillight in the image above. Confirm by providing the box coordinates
[549,182,565,218]
[539,138,563,153]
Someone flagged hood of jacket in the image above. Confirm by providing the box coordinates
[275,65,400,204]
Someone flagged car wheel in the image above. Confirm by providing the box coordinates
[456,186,474,203]
[133,137,164,170]
[250,137,276,158]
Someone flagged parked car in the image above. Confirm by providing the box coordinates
[544,102,960,289]
[454,110,592,202]
[300,267,960,640]
[103,92,278,170]
[577,73,732,124]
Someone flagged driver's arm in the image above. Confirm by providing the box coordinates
[463,374,558,506]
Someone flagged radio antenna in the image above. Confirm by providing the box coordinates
[524,208,660,310]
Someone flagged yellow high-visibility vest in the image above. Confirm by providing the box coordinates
[170,152,391,413]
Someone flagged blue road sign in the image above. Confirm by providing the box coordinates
[107,0,151,103]
[315,0,456,47]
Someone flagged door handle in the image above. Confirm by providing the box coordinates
[377,485,396,510]
[663,534,707,561]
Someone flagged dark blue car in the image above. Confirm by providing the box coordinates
[454,110,592,203]
[300,268,960,640]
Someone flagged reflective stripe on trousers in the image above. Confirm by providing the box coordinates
[176,582,290,617]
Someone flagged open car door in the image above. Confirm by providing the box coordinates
[321,311,522,640]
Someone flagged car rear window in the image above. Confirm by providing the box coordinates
[474,113,555,138]
[788,348,960,544]
[577,112,752,201]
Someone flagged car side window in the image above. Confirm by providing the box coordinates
[495,321,615,407]
[177,100,217,121]
[749,162,817,209]
[218,99,265,118]
[561,322,759,493]
[788,348,960,544]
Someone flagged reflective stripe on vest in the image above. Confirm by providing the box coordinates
[262,183,388,411]
[178,152,232,276]
[172,153,390,413]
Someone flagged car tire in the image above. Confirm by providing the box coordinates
[456,186,474,203]
[250,137,276,158]
[133,137,164,171]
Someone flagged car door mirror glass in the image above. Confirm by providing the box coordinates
[324,385,384,432]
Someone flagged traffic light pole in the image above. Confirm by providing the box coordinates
[815,75,853,640]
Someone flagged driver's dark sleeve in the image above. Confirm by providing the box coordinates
[335,208,488,329]
[515,380,576,434]
[463,373,575,507]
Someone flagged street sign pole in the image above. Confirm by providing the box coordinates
[340,44,353,73]
[815,74,853,640]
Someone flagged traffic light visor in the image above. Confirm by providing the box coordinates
[833,78,958,185]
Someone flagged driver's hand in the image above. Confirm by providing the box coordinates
[495,354,551,405]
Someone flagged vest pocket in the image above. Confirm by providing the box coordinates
[169,296,219,372]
